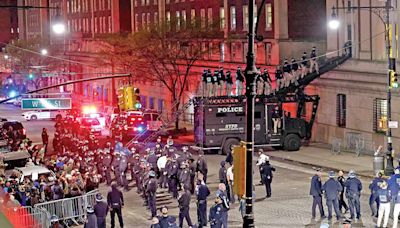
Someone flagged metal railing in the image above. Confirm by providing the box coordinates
[2,206,50,228]
[331,132,377,156]
[34,189,99,226]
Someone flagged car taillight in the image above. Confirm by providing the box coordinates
[138,118,142,121]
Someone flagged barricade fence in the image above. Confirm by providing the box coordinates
[2,206,50,228]
[34,189,99,226]
[331,134,376,157]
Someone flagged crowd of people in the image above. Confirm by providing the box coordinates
[199,47,319,97]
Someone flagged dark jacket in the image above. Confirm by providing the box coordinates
[310,174,323,197]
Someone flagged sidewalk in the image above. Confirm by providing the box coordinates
[265,143,376,178]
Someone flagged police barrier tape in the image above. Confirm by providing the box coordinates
[2,206,50,228]
[33,189,99,225]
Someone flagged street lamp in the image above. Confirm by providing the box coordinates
[41,49,48,56]
[4,54,9,60]
[52,22,65,35]
[329,1,395,175]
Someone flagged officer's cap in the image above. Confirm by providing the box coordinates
[87,205,94,213]
[328,171,335,178]
[149,170,156,177]
[380,181,388,189]
[50,215,59,223]
[95,193,103,202]
[348,170,356,178]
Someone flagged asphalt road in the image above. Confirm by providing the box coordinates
[0,103,382,227]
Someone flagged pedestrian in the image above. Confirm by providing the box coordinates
[218,67,226,96]
[235,67,244,96]
[275,65,283,90]
[322,171,343,222]
[209,196,223,228]
[260,160,276,198]
[158,206,177,228]
[262,69,272,95]
[146,170,158,219]
[206,69,213,97]
[337,170,348,214]
[226,164,235,203]
[41,128,48,153]
[107,183,124,228]
[213,70,219,97]
[310,168,326,221]
[369,170,384,217]
[215,183,230,228]
[225,71,233,96]
[300,52,308,78]
[84,206,98,228]
[178,185,193,228]
[344,170,362,221]
[377,181,391,228]
[196,176,210,228]
[94,193,108,228]
[256,149,269,185]
[196,151,208,184]
[310,46,319,73]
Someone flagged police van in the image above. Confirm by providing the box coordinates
[193,94,319,154]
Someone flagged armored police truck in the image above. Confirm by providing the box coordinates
[193,94,319,154]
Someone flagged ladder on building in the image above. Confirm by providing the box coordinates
[125,98,195,148]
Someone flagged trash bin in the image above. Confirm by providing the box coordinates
[373,155,384,175]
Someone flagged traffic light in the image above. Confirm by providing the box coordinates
[124,86,134,110]
[133,88,142,110]
[28,73,34,80]
[390,70,398,88]
[117,87,126,110]
[233,143,246,197]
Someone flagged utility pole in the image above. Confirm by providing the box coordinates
[243,0,257,227]
[385,0,394,175]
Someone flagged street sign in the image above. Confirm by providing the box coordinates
[21,98,72,110]
[389,121,398,129]
[42,73,58,77]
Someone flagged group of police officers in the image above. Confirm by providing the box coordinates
[200,47,319,97]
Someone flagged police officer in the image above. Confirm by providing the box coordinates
[213,70,219,97]
[310,46,319,73]
[206,69,213,97]
[275,65,283,90]
[236,67,244,96]
[158,206,177,228]
[94,194,108,228]
[376,181,391,228]
[178,185,193,228]
[120,153,129,191]
[112,152,122,186]
[196,176,210,228]
[103,151,113,186]
[322,171,343,221]
[107,183,124,228]
[310,168,325,220]
[215,183,229,228]
[188,158,196,194]
[282,59,292,87]
[85,205,98,228]
[262,69,272,95]
[300,52,308,78]
[168,156,179,198]
[369,170,383,217]
[179,162,191,191]
[157,152,168,189]
[337,170,348,214]
[219,161,229,199]
[209,197,223,228]
[201,69,208,96]
[260,160,276,198]
[218,67,226,96]
[146,170,158,219]
[344,170,362,221]
[196,151,208,184]
[225,71,233,96]
[291,58,299,83]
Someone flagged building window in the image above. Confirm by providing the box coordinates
[230,6,236,30]
[191,9,195,23]
[374,98,388,133]
[154,0,157,5]
[142,13,146,29]
[141,0,145,6]
[147,13,150,29]
[182,10,186,28]
[207,8,213,27]
[336,94,346,127]
[347,24,352,41]
[176,11,180,30]
[220,43,225,62]
[149,97,154,109]
[200,9,205,28]
[141,96,147,108]
[166,0,169,4]
[265,3,272,31]
[219,7,225,30]
[166,11,171,29]
[243,5,248,31]
[347,0,352,12]
[108,16,112,32]
[134,0,137,6]
[154,12,158,25]
[135,14,139,31]
[265,43,272,65]
[158,99,164,112]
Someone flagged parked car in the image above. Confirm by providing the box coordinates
[13,165,56,183]
[22,110,66,121]
[79,117,102,136]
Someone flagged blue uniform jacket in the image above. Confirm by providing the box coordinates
[322,178,343,200]
[310,175,323,197]
[388,174,400,196]
[344,177,362,197]
[369,177,384,194]
[377,188,391,203]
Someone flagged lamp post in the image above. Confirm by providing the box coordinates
[329,0,394,175]
[243,0,257,227]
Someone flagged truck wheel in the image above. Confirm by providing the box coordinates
[223,138,240,155]
[284,134,301,151]
[30,115,37,120]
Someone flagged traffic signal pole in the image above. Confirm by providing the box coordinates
[243,0,257,227]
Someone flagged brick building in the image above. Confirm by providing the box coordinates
[0,0,19,49]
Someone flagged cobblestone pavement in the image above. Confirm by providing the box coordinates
[95,154,379,228]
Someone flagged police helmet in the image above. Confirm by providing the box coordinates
[348,170,356,178]
[96,193,103,202]
[87,205,94,213]
[149,170,156,177]
[50,215,59,223]
[328,171,335,178]
[380,181,388,189]
[395,167,400,174]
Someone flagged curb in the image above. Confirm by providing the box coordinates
[267,153,375,179]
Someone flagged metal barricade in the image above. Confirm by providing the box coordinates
[2,206,50,228]
[331,137,341,155]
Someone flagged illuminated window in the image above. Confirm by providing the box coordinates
[207,8,212,27]
[243,5,248,31]
[142,13,146,29]
[191,9,195,23]
[166,11,171,29]
[374,98,388,133]
[182,10,186,28]
[230,6,236,30]
[265,3,272,31]
[176,11,180,30]
[154,12,158,25]
[219,7,225,30]
[135,14,139,31]
[200,9,205,28]
[337,94,346,127]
